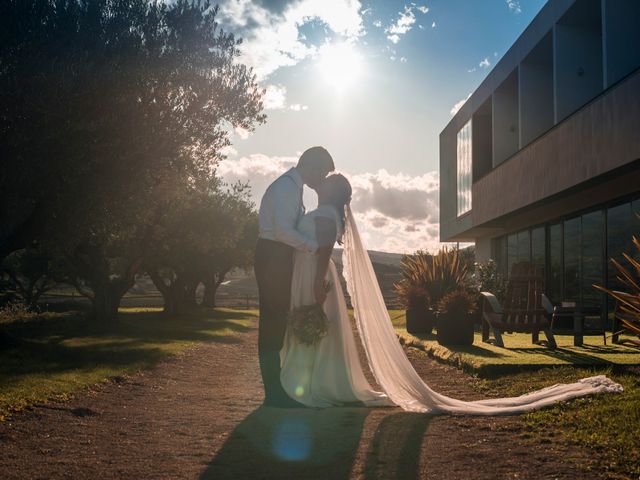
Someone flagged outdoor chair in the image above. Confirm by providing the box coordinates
[480,262,557,349]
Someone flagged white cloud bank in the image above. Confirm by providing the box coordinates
[217,153,440,253]
[218,0,365,80]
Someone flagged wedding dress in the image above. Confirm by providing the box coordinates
[280,205,623,414]
[280,204,393,407]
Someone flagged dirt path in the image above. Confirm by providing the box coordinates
[0,320,603,479]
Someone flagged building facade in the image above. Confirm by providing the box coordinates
[439,0,640,310]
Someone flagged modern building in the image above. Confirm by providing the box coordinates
[439,0,640,311]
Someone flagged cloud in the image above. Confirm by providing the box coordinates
[417,6,429,14]
[348,169,439,223]
[385,5,416,43]
[506,0,522,14]
[218,0,365,80]
[372,19,382,27]
[450,92,472,116]
[431,21,436,28]
[479,57,491,68]
[217,154,441,253]
[263,84,287,109]
[261,84,308,112]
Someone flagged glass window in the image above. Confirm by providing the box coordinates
[517,230,531,264]
[548,223,562,303]
[456,120,472,216]
[493,236,508,276]
[564,217,581,302]
[581,210,603,307]
[607,202,632,292]
[531,227,545,279]
[507,233,518,276]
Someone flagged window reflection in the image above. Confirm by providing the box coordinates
[492,198,638,311]
[456,121,472,216]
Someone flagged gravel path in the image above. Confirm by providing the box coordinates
[0,320,603,479]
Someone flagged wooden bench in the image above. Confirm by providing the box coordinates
[480,262,557,349]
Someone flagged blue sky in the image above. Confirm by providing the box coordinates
[216,0,548,253]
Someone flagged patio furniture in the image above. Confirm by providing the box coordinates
[550,304,606,346]
[480,262,557,349]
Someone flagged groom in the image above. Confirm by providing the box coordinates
[255,146,335,408]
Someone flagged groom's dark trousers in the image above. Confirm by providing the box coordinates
[254,238,295,404]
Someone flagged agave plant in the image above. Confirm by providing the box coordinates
[394,247,470,310]
[593,236,640,335]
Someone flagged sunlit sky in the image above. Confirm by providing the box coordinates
[216,0,548,253]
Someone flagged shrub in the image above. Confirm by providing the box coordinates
[394,247,470,311]
[437,289,477,316]
[594,235,640,335]
[471,259,506,302]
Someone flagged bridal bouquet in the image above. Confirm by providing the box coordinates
[287,303,329,346]
[287,304,329,346]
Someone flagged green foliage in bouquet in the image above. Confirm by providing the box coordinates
[288,304,329,346]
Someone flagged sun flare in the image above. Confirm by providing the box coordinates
[317,42,363,91]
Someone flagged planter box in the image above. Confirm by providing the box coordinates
[406,308,435,335]
[436,311,474,346]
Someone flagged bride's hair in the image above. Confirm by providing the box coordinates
[321,173,352,242]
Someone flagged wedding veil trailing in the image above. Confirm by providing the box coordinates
[341,205,623,415]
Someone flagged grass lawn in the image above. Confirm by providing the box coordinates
[390,311,640,376]
[389,311,640,476]
[0,307,257,420]
[477,367,640,476]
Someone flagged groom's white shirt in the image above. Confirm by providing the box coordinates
[258,167,318,253]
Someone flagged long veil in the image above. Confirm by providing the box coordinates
[341,205,623,415]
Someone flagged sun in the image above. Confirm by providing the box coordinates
[317,42,363,91]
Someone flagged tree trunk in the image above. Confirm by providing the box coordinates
[90,283,122,323]
[147,267,191,316]
[202,278,218,308]
[202,270,229,308]
[184,279,199,310]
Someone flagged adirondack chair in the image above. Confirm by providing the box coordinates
[480,262,557,348]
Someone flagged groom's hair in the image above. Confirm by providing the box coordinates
[297,146,335,172]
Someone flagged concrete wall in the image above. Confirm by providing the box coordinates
[472,68,640,228]
[439,0,640,243]
[474,236,492,263]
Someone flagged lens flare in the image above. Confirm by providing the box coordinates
[272,419,312,461]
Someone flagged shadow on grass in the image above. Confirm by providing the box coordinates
[0,308,256,392]
[508,347,614,365]
[202,407,432,480]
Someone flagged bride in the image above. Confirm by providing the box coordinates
[280,173,623,414]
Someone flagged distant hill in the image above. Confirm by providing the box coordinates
[331,248,404,267]
[215,249,403,305]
